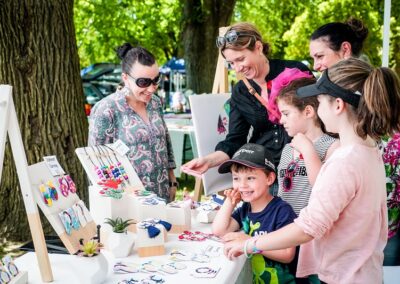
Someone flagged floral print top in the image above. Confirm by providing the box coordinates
[88,87,176,200]
[382,133,400,238]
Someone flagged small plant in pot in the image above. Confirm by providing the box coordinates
[76,239,108,283]
[104,217,136,258]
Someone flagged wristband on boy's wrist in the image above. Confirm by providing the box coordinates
[251,237,263,254]
[243,239,252,259]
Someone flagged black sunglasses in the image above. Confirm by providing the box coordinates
[282,159,300,192]
[127,73,161,88]
[216,30,255,48]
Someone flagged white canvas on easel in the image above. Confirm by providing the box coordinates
[189,94,233,196]
[0,85,52,282]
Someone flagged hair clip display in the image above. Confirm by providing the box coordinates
[58,174,77,197]
[38,181,58,206]
[59,208,81,235]
[137,219,171,238]
[169,250,210,263]
[72,200,92,227]
[191,266,221,278]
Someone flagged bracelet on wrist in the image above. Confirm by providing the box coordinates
[243,239,252,259]
[251,237,263,254]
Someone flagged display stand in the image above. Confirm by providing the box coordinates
[193,26,230,201]
[28,162,97,254]
[0,85,53,282]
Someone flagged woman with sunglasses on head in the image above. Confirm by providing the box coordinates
[224,58,400,283]
[89,43,177,201]
[182,22,312,180]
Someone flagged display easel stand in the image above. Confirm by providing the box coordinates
[0,85,53,282]
[192,26,230,201]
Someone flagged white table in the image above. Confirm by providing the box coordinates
[14,221,250,284]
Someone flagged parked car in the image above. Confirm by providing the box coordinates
[81,63,121,115]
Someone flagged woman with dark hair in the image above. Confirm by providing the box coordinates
[182,22,311,179]
[309,18,368,72]
[88,43,177,201]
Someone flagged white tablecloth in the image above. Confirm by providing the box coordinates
[14,222,251,284]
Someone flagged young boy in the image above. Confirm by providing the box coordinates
[212,143,297,283]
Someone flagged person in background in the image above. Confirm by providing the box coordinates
[88,43,178,201]
[182,22,312,183]
[223,58,400,283]
[309,18,368,72]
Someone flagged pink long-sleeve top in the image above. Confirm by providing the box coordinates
[294,144,388,284]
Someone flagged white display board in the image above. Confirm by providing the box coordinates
[189,94,232,195]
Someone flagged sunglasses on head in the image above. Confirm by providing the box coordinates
[282,159,300,192]
[216,30,255,48]
[126,73,161,88]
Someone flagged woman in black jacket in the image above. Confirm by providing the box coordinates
[182,22,311,176]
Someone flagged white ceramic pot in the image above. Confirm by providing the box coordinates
[107,231,135,258]
[73,252,108,284]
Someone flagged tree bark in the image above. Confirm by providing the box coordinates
[0,0,88,242]
[181,0,236,94]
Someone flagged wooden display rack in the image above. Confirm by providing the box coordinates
[0,85,53,282]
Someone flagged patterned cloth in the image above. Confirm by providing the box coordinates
[381,133,400,238]
[88,87,176,200]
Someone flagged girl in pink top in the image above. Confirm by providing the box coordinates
[223,58,400,283]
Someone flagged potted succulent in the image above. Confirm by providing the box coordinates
[105,217,136,257]
[75,239,108,284]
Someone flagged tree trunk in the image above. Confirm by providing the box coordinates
[181,0,236,94]
[0,0,88,242]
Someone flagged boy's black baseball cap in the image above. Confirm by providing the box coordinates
[296,70,362,108]
[218,143,276,174]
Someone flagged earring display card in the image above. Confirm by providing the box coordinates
[28,161,97,254]
[75,145,145,191]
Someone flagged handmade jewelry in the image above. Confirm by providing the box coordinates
[67,207,81,230]
[1,256,18,277]
[65,175,77,193]
[113,262,141,274]
[104,144,130,184]
[178,230,221,242]
[191,267,221,278]
[39,182,55,206]
[118,278,139,284]
[59,210,72,235]
[0,265,11,284]
[84,146,106,182]
[72,200,92,227]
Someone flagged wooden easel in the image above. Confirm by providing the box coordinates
[193,26,230,201]
[0,85,53,282]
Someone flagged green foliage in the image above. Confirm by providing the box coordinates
[74,0,182,67]
[104,217,135,233]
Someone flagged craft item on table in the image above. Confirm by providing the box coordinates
[191,266,221,278]
[138,196,166,206]
[72,200,93,227]
[136,220,166,257]
[166,200,191,233]
[211,194,224,205]
[202,245,222,258]
[163,262,187,271]
[169,250,210,263]
[143,275,165,284]
[97,179,124,199]
[134,189,155,197]
[118,278,139,284]
[137,219,171,238]
[178,230,221,242]
[113,262,141,274]
[196,201,220,223]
